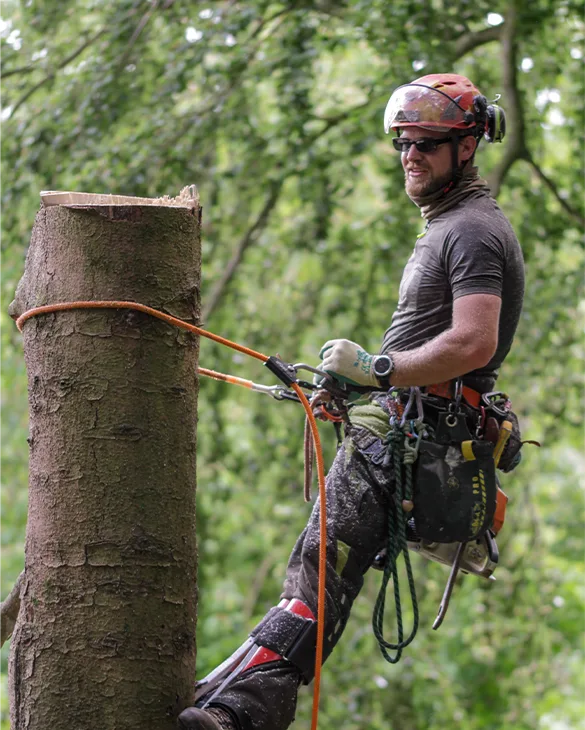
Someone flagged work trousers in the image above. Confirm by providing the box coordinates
[207,422,395,730]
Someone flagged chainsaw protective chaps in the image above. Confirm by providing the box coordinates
[413,439,497,543]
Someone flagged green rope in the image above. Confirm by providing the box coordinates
[372,420,420,664]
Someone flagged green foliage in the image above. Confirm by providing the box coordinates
[1,1,583,729]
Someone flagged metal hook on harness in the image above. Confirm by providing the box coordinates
[481,391,512,417]
[448,378,463,414]
[399,387,424,428]
[414,387,424,426]
[399,388,415,428]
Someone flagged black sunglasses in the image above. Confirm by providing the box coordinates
[392,136,452,153]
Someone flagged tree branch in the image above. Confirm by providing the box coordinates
[200,93,376,321]
[117,0,163,71]
[1,571,24,647]
[9,29,106,117]
[448,3,585,222]
[171,12,289,148]
[485,6,530,197]
[202,178,284,322]
[453,24,505,58]
[449,14,528,198]
[248,7,290,40]
[2,62,41,78]
[525,154,585,226]
[462,8,583,221]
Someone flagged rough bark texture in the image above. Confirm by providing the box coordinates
[8,201,201,729]
[1,571,24,645]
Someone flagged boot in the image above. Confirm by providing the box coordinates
[178,706,237,730]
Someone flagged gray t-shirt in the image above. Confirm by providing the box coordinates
[380,191,525,388]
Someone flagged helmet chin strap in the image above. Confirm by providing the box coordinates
[443,132,476,194]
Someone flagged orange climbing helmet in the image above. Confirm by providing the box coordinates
[384,73,505,142]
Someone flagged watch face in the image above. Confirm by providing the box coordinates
[374,356,392,376]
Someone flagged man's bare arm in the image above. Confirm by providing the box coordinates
[389,293,501,387]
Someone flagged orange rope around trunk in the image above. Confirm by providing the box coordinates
[16,300,327,730]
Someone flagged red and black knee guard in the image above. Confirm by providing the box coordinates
[244,598,317,683]
[194,597,318,710]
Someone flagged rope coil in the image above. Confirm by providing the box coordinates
[372,421,420,664]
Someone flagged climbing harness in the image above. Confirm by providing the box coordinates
[369,379,536,635]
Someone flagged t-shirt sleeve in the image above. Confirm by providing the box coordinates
[442,222,506,299]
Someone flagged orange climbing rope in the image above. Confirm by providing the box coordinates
[16,299,327,730]
[197,366,256,389]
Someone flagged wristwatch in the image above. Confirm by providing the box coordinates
[373,354,395,388]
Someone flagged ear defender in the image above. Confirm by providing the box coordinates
[485,102,506,143]
[474,93,506,143]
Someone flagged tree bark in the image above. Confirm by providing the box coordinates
[8,191,201,729]
[1,571,24,646]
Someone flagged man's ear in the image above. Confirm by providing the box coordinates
[459,135,478,162]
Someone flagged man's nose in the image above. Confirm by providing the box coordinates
[405,144,422,162]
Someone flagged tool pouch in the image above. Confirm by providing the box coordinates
[413,439,497,543]
[493,409,523,472]
[480,392,529,473]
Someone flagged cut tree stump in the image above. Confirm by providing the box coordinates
[8,188,201,730]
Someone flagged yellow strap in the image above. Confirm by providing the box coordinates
[461,440,476,461]
[494,420,513,467]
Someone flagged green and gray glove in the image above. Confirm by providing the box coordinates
[318,339,382,388]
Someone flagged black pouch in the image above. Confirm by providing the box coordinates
[479,392,525,473]
[495,409,523,473]
[413,439,497,543]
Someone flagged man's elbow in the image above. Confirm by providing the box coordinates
[464,337,498,370]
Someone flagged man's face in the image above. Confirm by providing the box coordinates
[400,126,455,198]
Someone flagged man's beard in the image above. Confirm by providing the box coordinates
[404,167,452,200]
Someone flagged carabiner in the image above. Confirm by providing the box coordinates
[399,387,416,428]
[481,391,511,417]
[414,386,424,426]
[251,383,290,399]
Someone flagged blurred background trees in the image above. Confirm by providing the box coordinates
[1,1,583,728]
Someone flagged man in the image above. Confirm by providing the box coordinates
[179,73,525,730]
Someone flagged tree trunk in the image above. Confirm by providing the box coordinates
[8,190,201,729]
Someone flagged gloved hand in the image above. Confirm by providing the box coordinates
[318,339,380,388]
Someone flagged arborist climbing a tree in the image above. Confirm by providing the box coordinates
[179,73,526,730]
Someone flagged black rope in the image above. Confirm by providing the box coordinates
[372,423,420,664]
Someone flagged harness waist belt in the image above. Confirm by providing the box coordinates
[425,380,482,409]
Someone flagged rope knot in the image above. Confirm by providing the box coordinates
[402,441,418,465]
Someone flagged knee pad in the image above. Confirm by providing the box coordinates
[244,598,317,684]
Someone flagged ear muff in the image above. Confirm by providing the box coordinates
[472,94,488,139]
[473,94,488,123]
[485,103,506,143]
[471,94,506,143]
